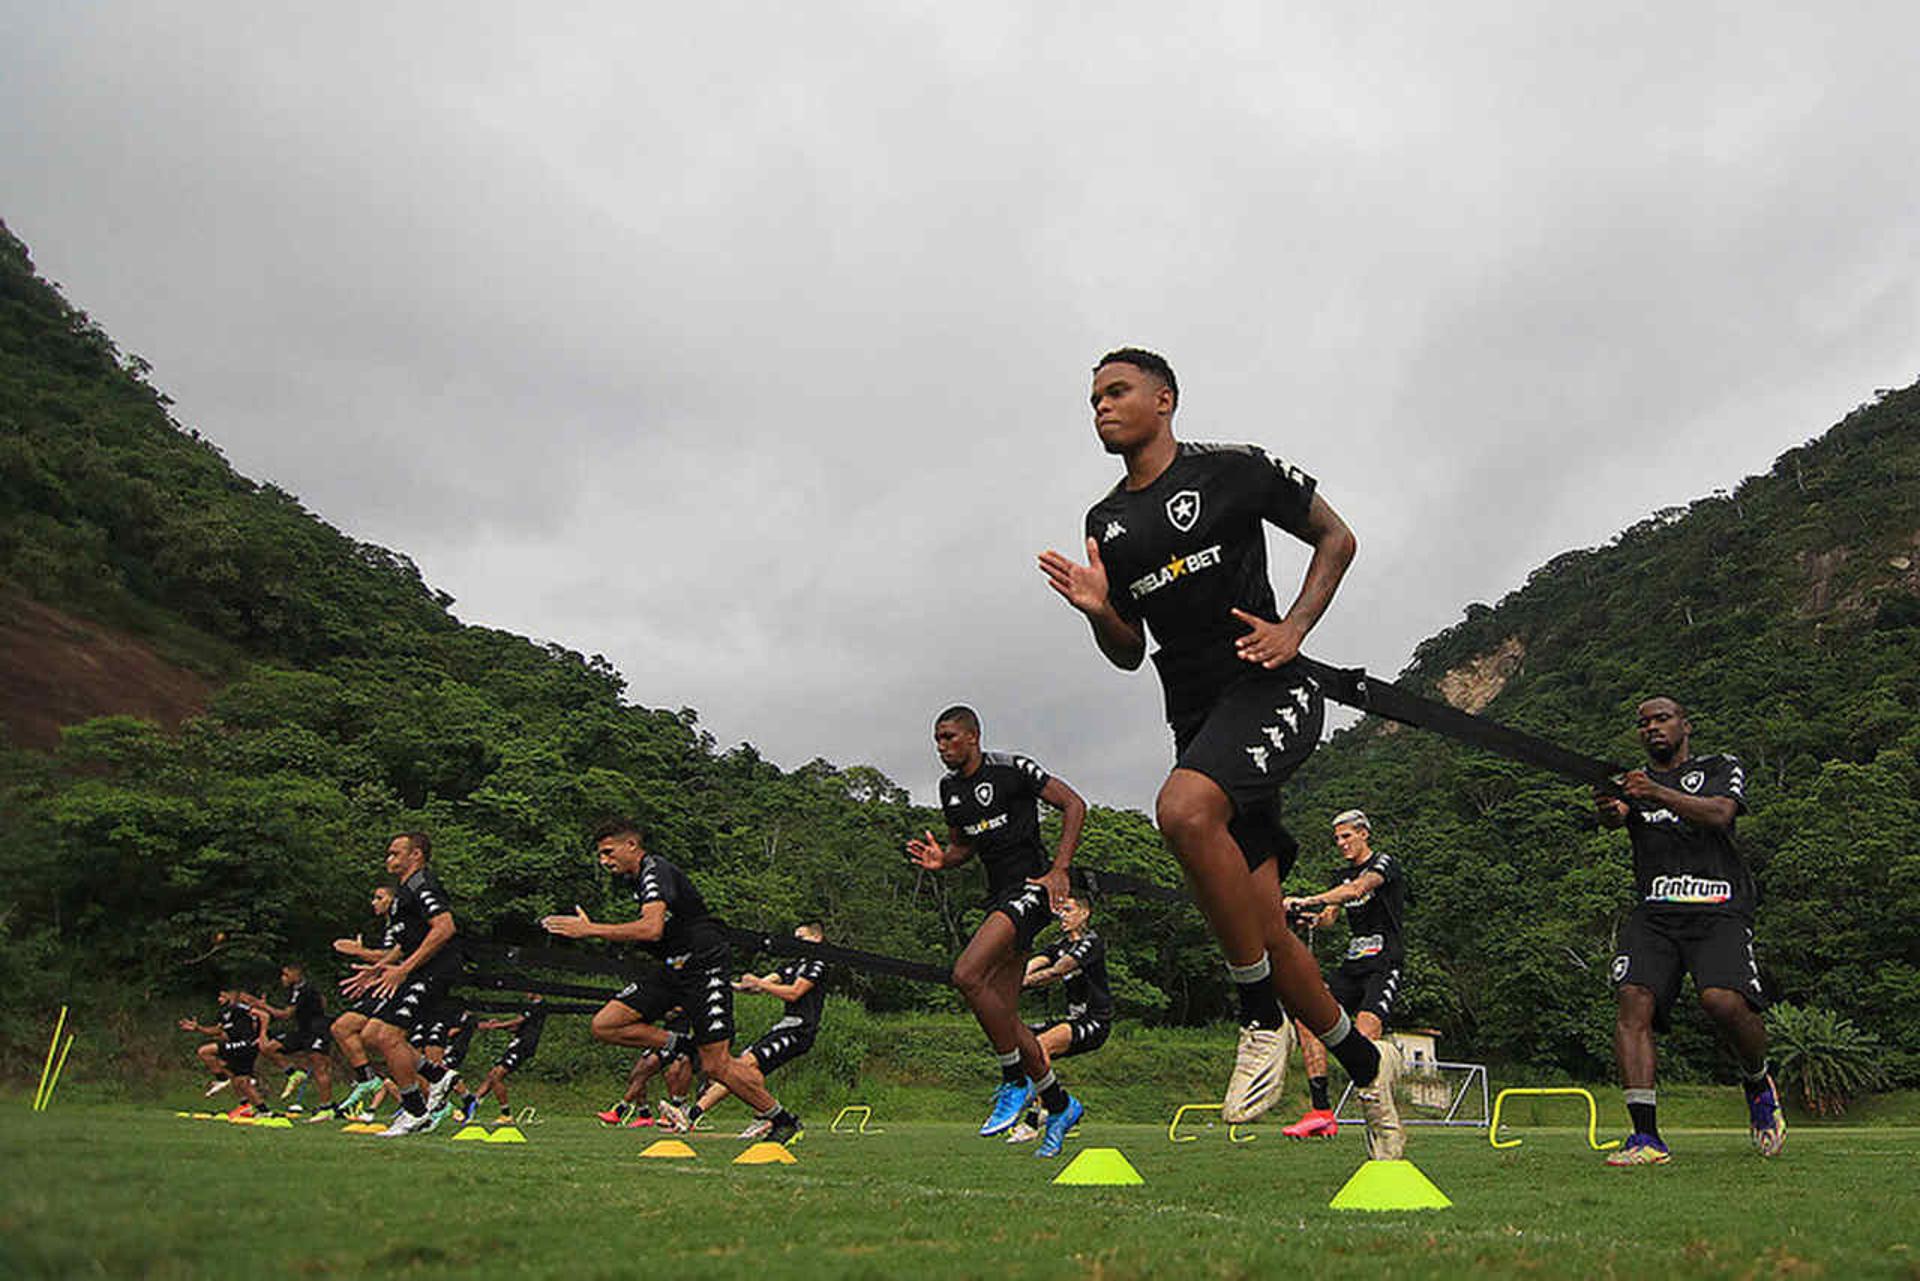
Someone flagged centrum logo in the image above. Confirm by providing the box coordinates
[1345,934,1384,959]
[1647,874,1732,904]
[1129,545,1223,600]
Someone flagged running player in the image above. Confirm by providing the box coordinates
[906,706,1090,1158]
[681,925,829,1138]
[1006,896,1112,1144]
[326,883,401,1119]
[339,832,465,1137]
[1596,696,1784,1165]
[545,820,803,1145]
[1038,348,1402,1155]
[1281,810,1406,1138]
[244,964,335,1113]
[460,995,546,1124]
[180,991,270,1116]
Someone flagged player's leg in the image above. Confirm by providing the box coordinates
[590,993,679,1052]
[1284,1022,1339,1137]
[1691,915,1783,1156]
[1608,908,1681,1164]
[197,1041,231,1094]
[329,1011,381,1114]
[1008,1020,1081,1143]
[953,911,1048,1136]
[600,1052,660,1125]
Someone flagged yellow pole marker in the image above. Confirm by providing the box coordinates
[1167,1102,1256,1144]
[830,1104,885,1135]
[38,1034,75,1112]
[32,1006,68,1111]
[1488,1087,1619,1151]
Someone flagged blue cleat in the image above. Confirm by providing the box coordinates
[979,1081,1033,1137]
[1747,1075,1787,1158]
[1035,1095,1083,1158]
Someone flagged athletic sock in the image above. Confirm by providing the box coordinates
[996,1049,1025,1086]
[416,1060,447,1084]
[1625,1088,1658,1138]
[352,1063,373,1082]
[1023,1110,1041,1128]
[1034,1071,1069,1114]
[1322,1012,1381,1086]
[1309,1075,1331,1111]
[632,1101,652,1118]
[1742,1061,1773,1095]
[685,1103,704,1123]
[400,1086,427,1117]
[660,1031,690,1060]
[1227,956,1285,1029]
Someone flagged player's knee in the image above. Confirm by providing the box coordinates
[1698,987,1749,1024]
[950,956,989,996]
[1154,781,1222,851]
[589,1009,624,1043]
[1615,988,1654,1029]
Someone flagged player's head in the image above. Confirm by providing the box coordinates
[1058,896,1090,932]
[932,705,982,768]
[1332,809,1372,861]
[386,831,431,876]
[1636,696,1691,765]
[525,991,543,1005]
[371,883,395,916]
[794,922,825,943]
[591,818,648,875]
[1091,347,1178,455]
[280,963,304,987]
[217,988,237,1006]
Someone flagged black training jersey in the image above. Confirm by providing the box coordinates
[289,982,327,1036]
[218,1000,259,1048]
[624,853,727,962]
[1332,851,1406,964]
[392,868,458,975]
[1041,930,1113,1021]
[939,751,1053,899]
[1624,753,1754,917]
[508,1004,547,1054]
[773,958,828,1029]
[360,914,401,954]
[1084,442,1318,722]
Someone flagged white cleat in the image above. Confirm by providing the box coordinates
[1222,1022,1294,1124]
[654,1101,691,1134]
[1356,1039,1405,1160]
[204,1078,233,1098]
[423,1072,458,1114]
[378,1108,436,1138]
[1004,1120,1042,1144]
[736,1118,773,1140]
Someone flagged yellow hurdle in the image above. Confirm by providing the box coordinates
[1167,1102,1256,1144]
[830,1105,884,1135]
[1488,1087,1620,1151]
[32,1006,68,1111]
[39,1034,75,1112]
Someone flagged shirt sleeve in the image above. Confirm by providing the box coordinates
[798,959,826,984]
[1251,447,1317,539]
[636,862,669,907]
[1013,754,1052,796]
[1704,755,1749,814]
[1066,935,1103,967]
[415,874,452,917]
[1370,854,1401,887]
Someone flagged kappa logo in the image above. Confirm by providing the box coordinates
[1262,725,1288,749]
[1611,955,1630,983]
[1102,520,1126,542]
[1246,745,1269,774]
[974,781,995,807]
[1681,769,1705,793]
[943,794,960,806]
[1166,489,1201,532]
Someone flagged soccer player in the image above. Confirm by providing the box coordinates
[180,991,270,1116]
[595,1009,696,1127]
[1595,696,1784,1164]
[684,925,829,1138]
[244,963,335,1112]
[460,995,547,1125]
[1038,348,1403,1155]
[545,820,803,1146]
[1281,809,1406,1138]
[339,832,464,1137]
[1006,896,1112,1144]
[905,706,1091,1158]
[325,883,401,1119]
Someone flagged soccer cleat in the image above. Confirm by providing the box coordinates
[979,1081,1033,1137]
[378,1107,435,1138]
[423,1071,458,1114]
[1004,1119,1041,1144]
[304,1111,336,1124]
[204,1078,233,1098]
[1282,1108,1339,1139]
[595,1103,631,1127]
[737,1118,773,1140]
[1222,1023,1293,1124]
[624,1113,656,1128]
[1356,1039,1405,1160]
[765,1112,803,1147]
[337,1079,379,1113]
[654,1100,692,1133]
[1035,1095,1084,1158]
[426,1104,455,1133]
[1605,1132,1672,1166]
[225,1103,256,1120]
[460,1096,479,1124]
[1746,1075,1787,1158]
[280,1069,308,1100]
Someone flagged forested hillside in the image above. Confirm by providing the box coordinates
[2,217,1915,1086]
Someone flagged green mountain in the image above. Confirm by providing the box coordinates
[3,217,1916,1085]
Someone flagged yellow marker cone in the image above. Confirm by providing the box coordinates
[1328,1159,1453,1211]
[254,1116,293,1129]
[450,1125,490,1141]
[1051,1147,1144,1186]
[486,1125,527,1144]
[733,1142,798,1165]
[174,1111,193,1118]
[193,1112,217,1120]
[640,1139,697,1159]
[342,1122,385,1134]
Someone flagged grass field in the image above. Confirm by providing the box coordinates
[3,1101,1918,1278]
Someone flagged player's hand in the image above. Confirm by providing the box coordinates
[367,964,407,1000]
[905,831,946,870]
[1030,866,1071,913]
[1619,771,1660,802]
[541,908,595,938]
[177,1017,196,1032]
[1230,609,1305,668]
[1038,538,1113,617]
[331,937,358,955]
[1593,788,1630,822]
[339,963,377,998]
[1025,968,1058,988]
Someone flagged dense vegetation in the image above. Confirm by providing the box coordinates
[2,219,1916,1087]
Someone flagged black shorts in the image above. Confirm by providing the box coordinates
[366,968,454,1034]
[278,1029,329,1056]
[981,883,1053,952]
[495,1037,538,1074]
[743,1021,817,1075]
[443,1024,477,1072]
[218,1044,259,1077]
[1613,908,1765,1030]
[1327,959,1401,1025]
[1170,667,1322,872]
[349,993,380,1018]
[1026,1016,1111,1058]
[612,950,735,1046]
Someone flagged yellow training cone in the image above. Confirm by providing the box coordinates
[733,1142,797,1165]
[254,1116,293,1129]
[450,1125,490,1141]
[342,1122,385,1134]
[1328,1159,1453,1211]
[1052,1147,1144,1186]
[486,1126,527,1144]
[640,1139,697,1159]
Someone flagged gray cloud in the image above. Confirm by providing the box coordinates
[5,2,1916,807]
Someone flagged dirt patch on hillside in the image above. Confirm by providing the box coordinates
[1436,635,1526,713]
[0,593,211,749]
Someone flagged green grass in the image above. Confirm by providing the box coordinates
[3,1103,1918,1278]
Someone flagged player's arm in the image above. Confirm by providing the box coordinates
[1234,492,1356,668]
[752,974,816,1002]
[333,937,396,963]
[1021,954,1053,987]
[178,1017,217,1035]
[1030,776,1087,910]
[1037,538,1146,671]
[906,827,973,871]
[1618,771,1739,830]
[1027,952,1081,987]
[236,991,294,1020]
[544,899,668,943]
[1593,789,1630,828]
[1287,870,1383,913]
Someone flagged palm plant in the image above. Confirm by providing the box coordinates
[1765,1002,1889,1117]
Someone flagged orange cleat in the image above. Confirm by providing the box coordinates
[1282,1108,1338,1138]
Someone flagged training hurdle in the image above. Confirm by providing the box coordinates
[830,1104,884,1134]
[32,1007,75,1113]
[1167,1103,1256,1144]
[1488,1087,1619,1151]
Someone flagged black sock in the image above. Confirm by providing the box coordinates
[686,1103,704,1122]
[416,1060,446,1084]
[633,1101,651,1117]
[996,1049,1024,1085]
[1227,956,1285,1029]
[1035,1071,1069,1114]
[1742,1061,1772,1095]
[1023,1110,1041,1128]
[1322,1012,1381,1086]
[353,1063,373,1082]
[400,1086,427,1117]
[1625,1088,1658,1138]
[1309,1076,1331,1111]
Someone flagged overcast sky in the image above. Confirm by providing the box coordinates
[5,3,1917,808]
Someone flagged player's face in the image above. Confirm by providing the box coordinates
[597,834,644,875]
[281,967,297,987]
[1059,899,1088,932]
[371,886,394,916]
[1333,823,1370,861]
[385,836,415,876]
[795,925,824,944]
[933,719,977,768]
[1091,362,1172,455]
[1636,699,1688,763]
